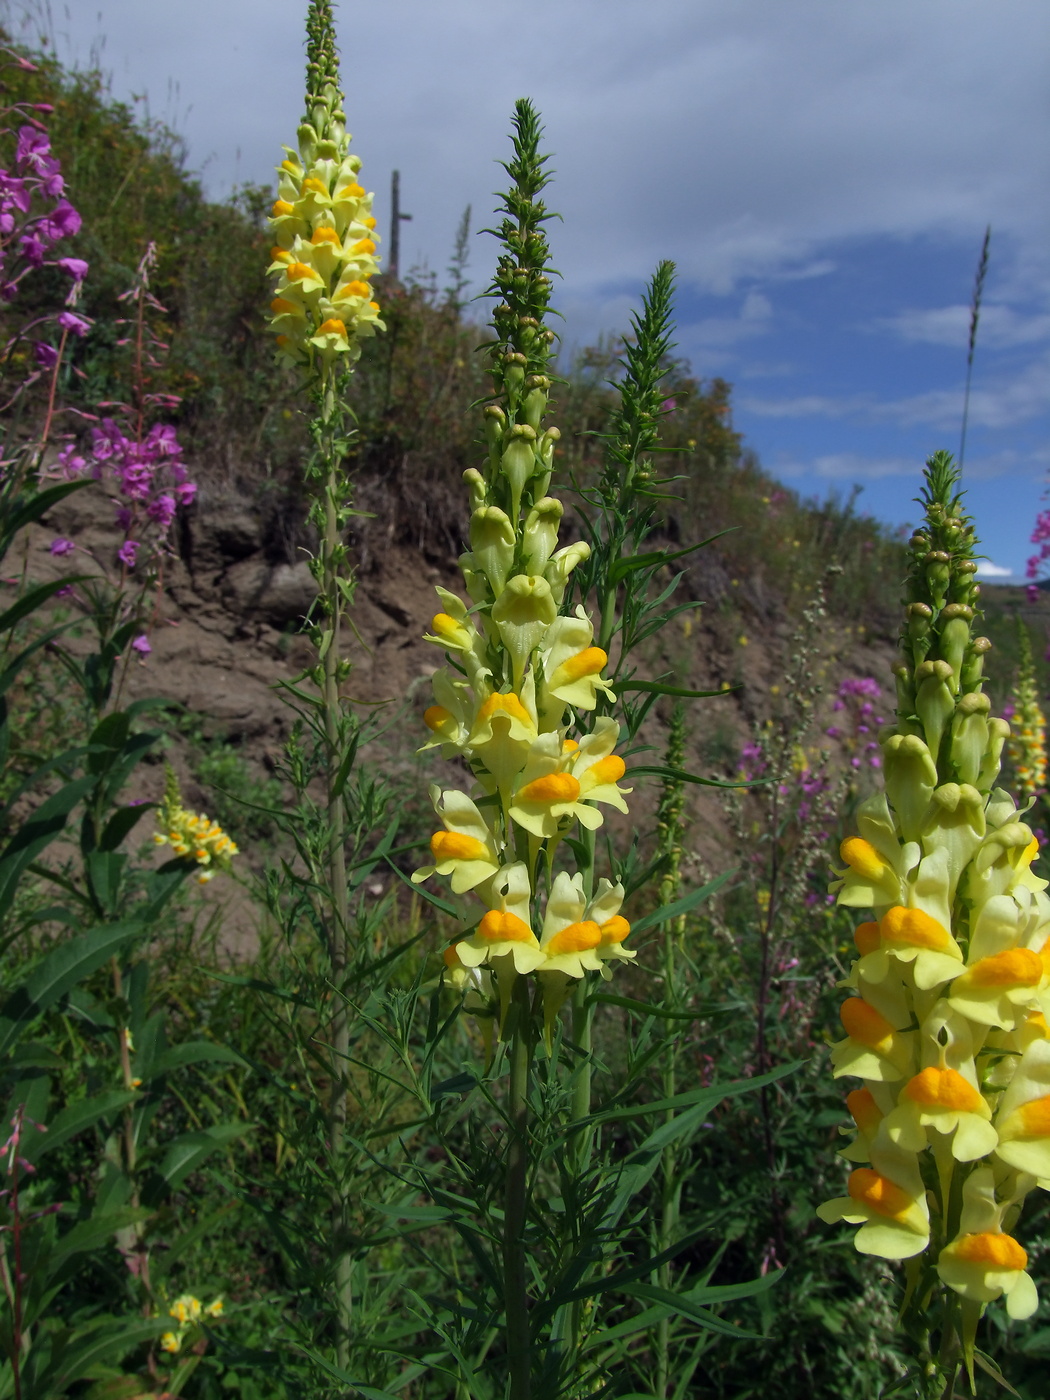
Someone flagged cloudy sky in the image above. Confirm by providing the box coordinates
[12,0,1049,579]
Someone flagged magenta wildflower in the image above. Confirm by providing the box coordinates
[131,634,152,656]
[49,537,75,556]
[57,256,88,282]
[57,309,90,337]
[117,540,139,568]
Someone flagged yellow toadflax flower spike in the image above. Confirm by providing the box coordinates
[266,0,384,369]
[819,452,1048,1381]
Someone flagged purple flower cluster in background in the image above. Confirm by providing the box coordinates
[1,121,87,324]
[825,675,884,770]
[1026,509,1050,606]
[0,57,91,414]
[55,418,196,575]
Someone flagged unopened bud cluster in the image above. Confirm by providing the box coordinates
[266,0,383,368]
[819,453,1047,1337]
[413,103,634,1048]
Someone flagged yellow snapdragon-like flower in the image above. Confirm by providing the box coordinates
[153,767,238,884]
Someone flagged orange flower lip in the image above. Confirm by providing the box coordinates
[904,1066,982,1112]
[302,176,329,195]
[271,199,294,217]
[848,1167,913,1221]
[846,1088,882,1136]
[840,837,888,881]
[430,831,487,862]
[287,261,319,283]
[424,705,453,733]
[600,915,630,945]
[951,1232,1027,1270]
[583,755,626,787]
[960,947,1043,989]
[545,920,601,955]
[517,773,581,804]
[1011,1093,1050,1137]
[840,996,895,1052]
[550,646,608,685]
[478,910,536,945]
[311,226,341,246]
[881,907,951,951]
[854,921,881,956]
[476,691,533,726]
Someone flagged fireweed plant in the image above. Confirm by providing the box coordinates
[0,123,244,1393]
[45,243,199,704]
[819,453,1049,1397]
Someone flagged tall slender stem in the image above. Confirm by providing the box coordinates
[504,980,532,1400]
[318,397,354,1364]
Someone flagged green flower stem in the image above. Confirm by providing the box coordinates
[504,979,533,1400]
[655,710,686,1397]
[315,380,354,1365]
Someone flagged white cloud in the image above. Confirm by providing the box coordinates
[877,303,1050,350]
[976,560,1014,578]
[775,452,915,481]
[741,353,1050,432]
[18,0,1049,304]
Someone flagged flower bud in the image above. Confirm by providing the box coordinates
[522,497,563,574]
[915,661,955,766]
[463,467,487,511]
[883,733,938,841]
[500,425,538,519]
[470,506,516,596]
[978,717,1010,793]
[961,636,992,693]
[940,615,971,693]
[522,385,549,432]
[491,574,558,684]
[545,541,591,604]
[950,692,991,788]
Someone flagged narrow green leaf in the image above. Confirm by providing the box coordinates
[145,1041,248,1078]
[586,993,702,1020]
[23,1089,137,1165]
[297,1345,402,1399]
[617,680,729,699]
[620,1282,767,1341]
[146,1121,250,1198]
[627,763,756,791]
[630,868,737,935]
[99,803,153,852]
[0,918,144,1056]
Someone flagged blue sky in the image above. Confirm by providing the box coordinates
[13,0,1049,578]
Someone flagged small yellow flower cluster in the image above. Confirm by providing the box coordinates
[819,457,1047,1338]
[266,11,383,367]
[1006,626,1047,803]
[159,1294,223,1353]
[153,768,238,884]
